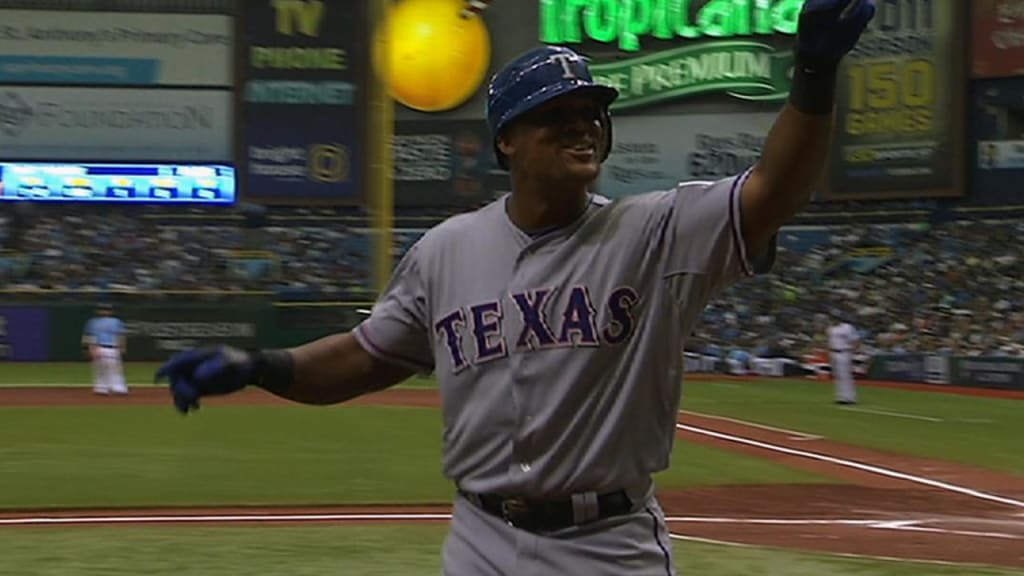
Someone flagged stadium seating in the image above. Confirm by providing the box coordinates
[1,203,1021,359]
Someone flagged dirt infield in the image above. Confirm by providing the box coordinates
[2,386,1024,569]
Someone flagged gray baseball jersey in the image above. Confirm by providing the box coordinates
[353,166,772,498]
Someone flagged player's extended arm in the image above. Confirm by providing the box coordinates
[285,333,414,404]
[741,0,875,256]
[154,335,414,413]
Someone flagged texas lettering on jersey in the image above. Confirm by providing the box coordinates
[434,285,641,373]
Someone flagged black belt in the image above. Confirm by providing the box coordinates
[459,489,633,533]
[831,349,849,353]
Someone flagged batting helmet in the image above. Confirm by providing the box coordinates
[486,45,619,170]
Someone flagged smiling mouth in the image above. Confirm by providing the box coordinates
[563,143,595,154]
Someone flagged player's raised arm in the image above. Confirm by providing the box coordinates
[741,0,875,256]
[154,243,434,413]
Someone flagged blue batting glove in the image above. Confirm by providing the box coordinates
[154,346,254,414]
[796,0,876,64]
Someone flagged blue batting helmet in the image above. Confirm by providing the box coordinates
[486,46,619,170]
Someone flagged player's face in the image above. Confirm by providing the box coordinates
[502,92,605,186]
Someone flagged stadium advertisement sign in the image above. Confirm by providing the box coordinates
[123,306,268,361]
[0,87,232,162]
[824,0,966,200]
[867,354,926,383]
[241,0,366,202]
[971,0,1024,79]
[540,0,804,109]
[0,10,232,87]
[978,140,1024,170]
[0,307,49,361]
[952,357,1024,391]
[969,77,1024,203]
[393,119,507,206]
[595,112,775,198]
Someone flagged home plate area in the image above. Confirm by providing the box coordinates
[658,484,1024,568]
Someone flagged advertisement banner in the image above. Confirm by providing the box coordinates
[867,354,926,382]
[539,0,801,115]
[241,0,366,202]
[952,357,1024,390]
[596,112,775,198]
[970,78,1024,203]
[0,87,232,162]
[978,140,1024,169]
[0,307,50,361]
[0,10,232,86]
[971,0,1024,79]
[393,119,508,206]
[826,1,965,199]
[123,306,269,360]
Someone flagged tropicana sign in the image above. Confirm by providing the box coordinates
[540,0,808,109]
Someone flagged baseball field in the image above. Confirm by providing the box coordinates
[2,363,1023,575]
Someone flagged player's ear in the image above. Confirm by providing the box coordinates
[497,131,516,159]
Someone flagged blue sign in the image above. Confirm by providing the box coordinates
[242,0,366,201]
[0,307,50,361]
[0,162,236,204]
[0,56,159,85]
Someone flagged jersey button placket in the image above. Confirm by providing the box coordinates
[509,249,535,483]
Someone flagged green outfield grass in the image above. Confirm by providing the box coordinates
[0,362,163,386]
[1,524,1019,576]
[0,363,439,388]
[681,379,1024,475]
[0,404,829,510]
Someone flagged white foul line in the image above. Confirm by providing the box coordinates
[0,513,453,526]
[665,516,878,526]
[889,524,1024,540]
[667,517,1024,540]
[838,406,943,422]
[667,533,1005,568]
[679,410,823,441]
[676,424,1024,509]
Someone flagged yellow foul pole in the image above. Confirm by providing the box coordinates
[368,0,395,298]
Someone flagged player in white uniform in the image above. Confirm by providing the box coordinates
[827,313,859,404]
[82,303,127,395]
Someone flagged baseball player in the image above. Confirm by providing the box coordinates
[155,2,874,574]
[82,303,127,395]
[827,312,860,404]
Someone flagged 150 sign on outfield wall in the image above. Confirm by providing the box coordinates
[540,0,805,108]
[826,0,964,199]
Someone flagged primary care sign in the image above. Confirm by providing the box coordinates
[0,10,232,87]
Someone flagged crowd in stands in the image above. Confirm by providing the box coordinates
[692,219,1024,360]
[1,202,1021,358]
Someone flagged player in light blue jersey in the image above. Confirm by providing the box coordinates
[82,303,127,395]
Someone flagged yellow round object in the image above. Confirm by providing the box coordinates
[374,0,492,113]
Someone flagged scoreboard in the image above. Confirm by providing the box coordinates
[0,163,236,204]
